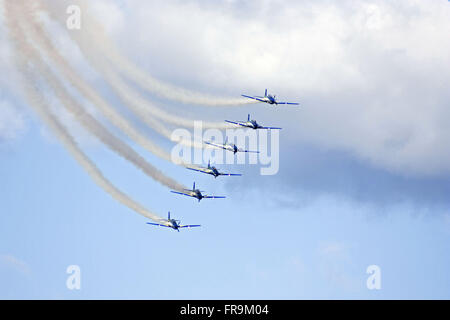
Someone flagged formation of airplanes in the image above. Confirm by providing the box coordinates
[146,89,298,232]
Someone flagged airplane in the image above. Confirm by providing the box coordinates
[225,114,282,130]
[186,160,242,178]
[204,137,259,155]
[171,182,226,202]
[242,89,299,106]
[146,212,200,232]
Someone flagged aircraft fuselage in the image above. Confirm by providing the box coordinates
[264,95,277,104]
[221,144,238,153]
[192,189,203,200]
[243,120,261,129]
[169,219,180,230]
[210,167,220,177]
[203,166,220,177]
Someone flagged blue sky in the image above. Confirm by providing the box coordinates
[1,123,449,299]
[1,0,450,299]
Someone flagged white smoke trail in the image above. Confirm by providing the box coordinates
[4,0,166,224]
[87,56,234,130]
[22,1,211,151]
[10,0,187,192]
[42,0,255,107]
[30,1,233,130]
[17,1,177,161]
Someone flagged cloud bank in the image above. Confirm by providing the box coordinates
[88,0,450,176]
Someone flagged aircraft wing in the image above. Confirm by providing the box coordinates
[204,141,226,150]
[261,126,282,130]
[202,195,226,199]
[146,222,171,228]
[179,225,201,229]
[241,94,266,103]
[219,173,242,176]
[238,148,260,153]
[277,102,299,105]
[170,190,194,197]
[186,166,209,174]
[225,120,248,127]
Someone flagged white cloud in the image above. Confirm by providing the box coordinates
[92,0,450,177]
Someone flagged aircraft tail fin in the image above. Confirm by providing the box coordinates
[193,182,195,190]
[248,114,250,121]
[265,89,267,97]
[168,211,170,220]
